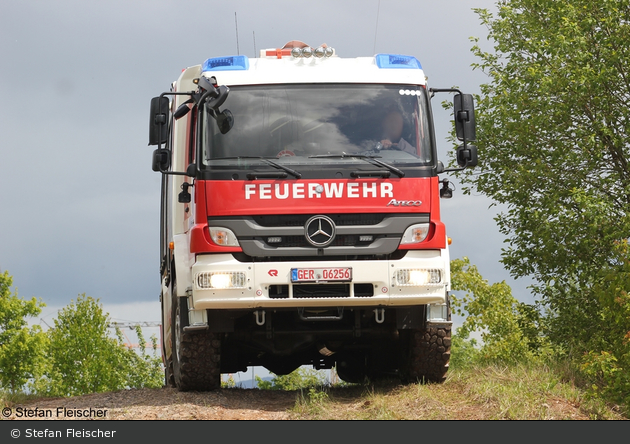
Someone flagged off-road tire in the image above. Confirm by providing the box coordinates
[399,326,451,384]
[161,297,176,388]
[335,353,368,384]
[172,284,222,391]
[164,361,175,388]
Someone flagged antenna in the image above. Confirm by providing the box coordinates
[253,31,257,57]
[373,0,380,54]
[235,12,240,55]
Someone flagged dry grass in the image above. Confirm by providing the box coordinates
[4,362,626,420]
[288,363,627,420]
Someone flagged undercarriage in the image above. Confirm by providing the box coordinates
[168,302,451,390]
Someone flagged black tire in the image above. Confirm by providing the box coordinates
[164,360,175,388]
[161,292,175,388]
[335,353,368,384]
[399,325,451,384]
[171,282,222,391]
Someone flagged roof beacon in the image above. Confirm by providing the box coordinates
[375,54,422,70]
[202,55,249,73]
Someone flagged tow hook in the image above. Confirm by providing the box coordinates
[254,310,266,326]
[374,308,385,324]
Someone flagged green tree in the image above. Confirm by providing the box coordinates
[34,294,162,397]
[459,1,630,352]
[115,325,164,390]
[450,257,545,364]
[579,240,630,405]
[0,271,48,393]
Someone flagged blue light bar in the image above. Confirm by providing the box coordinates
[375,54,422,70]
[202,55,249,72]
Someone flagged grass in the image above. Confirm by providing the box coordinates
[1,390,41,410]
[3,361,625,420]
[287,362,627,420]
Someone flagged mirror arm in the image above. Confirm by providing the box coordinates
[429,87,462,98]
[439,166,466,174]
[162,171,191,176]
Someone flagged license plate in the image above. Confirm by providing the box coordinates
[291,267,352,283]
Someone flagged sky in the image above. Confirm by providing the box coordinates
[0,0,532,334]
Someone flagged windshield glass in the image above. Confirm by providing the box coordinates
[201,84,434,168]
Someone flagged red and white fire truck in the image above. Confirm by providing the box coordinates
[148,41,477,391]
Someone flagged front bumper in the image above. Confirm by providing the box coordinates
[189,250,448,310]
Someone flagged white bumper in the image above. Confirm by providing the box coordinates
[189,250,449,310]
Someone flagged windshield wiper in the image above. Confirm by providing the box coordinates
[210,156,301,179]
[309,153,405,178]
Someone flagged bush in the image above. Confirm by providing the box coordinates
[32,294,163,397]
[0,270,48,394]
[450,257,547,365]
[256,367,328,391]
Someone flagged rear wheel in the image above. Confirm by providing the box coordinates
[171,282,222,391]
[335,353,368,384]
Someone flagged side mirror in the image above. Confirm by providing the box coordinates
[152,148,171,172]
[456,144,478,168]
[216,109,234,134]
[206,85,230,111]
[149,97,169,146]
[173,99,193,120]
[453,94,476,143]
[186,163,198,177]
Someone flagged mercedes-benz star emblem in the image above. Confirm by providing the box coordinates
[305,215,336,247]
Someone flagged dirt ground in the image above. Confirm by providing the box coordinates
[6,387,296,420]
[4,383,598,421]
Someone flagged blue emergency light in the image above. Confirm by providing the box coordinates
[375,54,422,70]
[202,55,250,72]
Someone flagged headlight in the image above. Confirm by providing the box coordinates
[196,272,247,289]
[400,223,429,244]
[209,227,239,246]
[394,269,441,286]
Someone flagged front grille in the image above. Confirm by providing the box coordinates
[252,214,388,227]
[259,235,378,248]
[211,213,427,258]
[269,283,374,299]
[232,250,408,263]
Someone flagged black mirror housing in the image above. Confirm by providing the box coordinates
[216,109,234,134]
[186,163,198,178]
[456,144,478,168]
[454,94,476,143]
[173,100,193,120]
[152,148,171,172]
[149,96,169,146]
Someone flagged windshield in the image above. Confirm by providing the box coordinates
[201,84,434,168]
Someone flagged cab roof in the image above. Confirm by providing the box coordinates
[176,45,427,89]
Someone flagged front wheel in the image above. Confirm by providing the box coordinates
[171,283,222,391]
[161,291,175,388]
[399,326,451,384]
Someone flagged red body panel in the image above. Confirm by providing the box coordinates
[189,177,445,253]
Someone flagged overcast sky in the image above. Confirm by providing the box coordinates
[0,0,532,329]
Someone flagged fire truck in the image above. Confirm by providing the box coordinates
[148,41,477,391]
